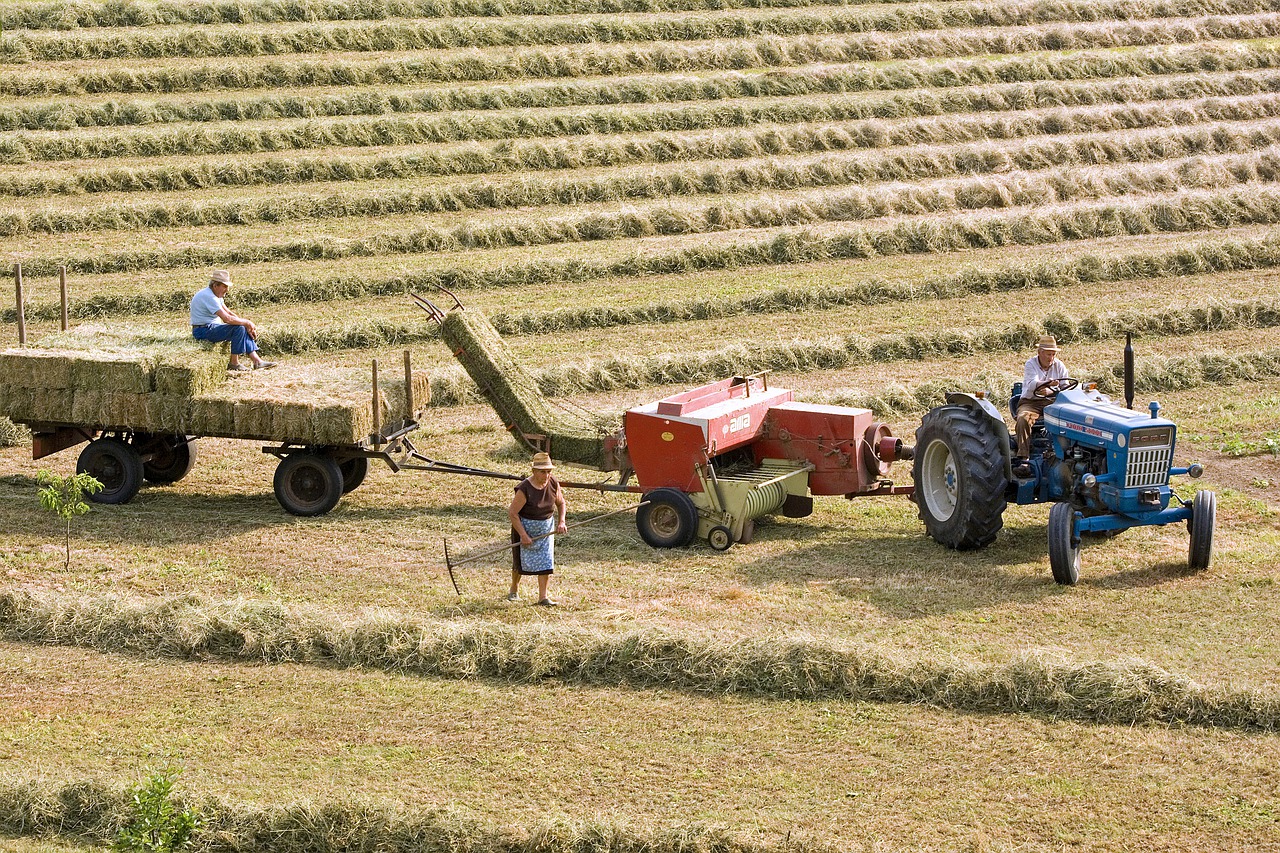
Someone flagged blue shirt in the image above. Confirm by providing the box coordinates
[190,286,225,326]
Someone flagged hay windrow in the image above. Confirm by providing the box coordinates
[5,0,1267,64]
[0,590,1275,730]
[0,777,807,853]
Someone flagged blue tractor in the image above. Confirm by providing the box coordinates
[911,337,1215,584]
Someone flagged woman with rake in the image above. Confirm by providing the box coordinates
[507,452,568,606]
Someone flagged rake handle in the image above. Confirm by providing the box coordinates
[445,502,647,570]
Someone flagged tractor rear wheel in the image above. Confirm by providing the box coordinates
[1188,490,1216,571]
[637,488,698,548]
[77,437,144,505]
[137,434,198,484]
[1047,502,1081,586]
[274,452,344,517]
[913,405,1008,549]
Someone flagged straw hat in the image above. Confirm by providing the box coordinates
[1037,334,1059,352]
[209,270,233,287]
[531,452,555,470]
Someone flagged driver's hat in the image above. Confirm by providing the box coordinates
[1037,335,1059,352]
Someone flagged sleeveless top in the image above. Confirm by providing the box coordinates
[515,476,559,520]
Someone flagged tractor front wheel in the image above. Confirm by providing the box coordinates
[1188,490,1216,570]
[637,488,698,548]
[1047,502,1081,585]
[77,437,144,505]
[913,405,1008,549]
[274,452,344,517]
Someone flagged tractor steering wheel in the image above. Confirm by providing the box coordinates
[1033,377,1079,398]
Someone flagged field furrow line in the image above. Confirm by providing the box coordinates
[10,191,1280,323]
[6,143,1279,240]
[8,93,1280,199]
[0,0,919,31]
[3,37,1273,98]
[4,0,1271,62]
[2,590,1276,728]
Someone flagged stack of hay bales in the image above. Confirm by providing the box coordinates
[0,325,429,445]
[438,307,617,468]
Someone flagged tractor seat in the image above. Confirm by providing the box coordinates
[1010,382,1049,426]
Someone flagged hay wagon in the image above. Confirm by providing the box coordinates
[1,326,432,516]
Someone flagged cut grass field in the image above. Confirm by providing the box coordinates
[3,0,1280,848]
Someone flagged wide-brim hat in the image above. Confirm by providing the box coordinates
[531,452,555,470]
[1037,334,1059,352]
[209,269,233,287]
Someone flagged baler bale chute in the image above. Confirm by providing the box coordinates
[416,293,916,551]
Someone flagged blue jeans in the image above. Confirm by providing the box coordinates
[193,323,258,356]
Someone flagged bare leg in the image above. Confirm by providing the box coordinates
[537,573,550,602]
[509,568,520,597]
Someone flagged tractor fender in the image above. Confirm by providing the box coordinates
[943,392,1013,482]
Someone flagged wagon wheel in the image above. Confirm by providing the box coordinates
[274,452,344,517]
[77,437,144,505]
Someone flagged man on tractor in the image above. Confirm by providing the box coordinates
[1013,334,1069,478]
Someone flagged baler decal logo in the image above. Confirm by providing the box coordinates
[729,414,750,433]
[661,431,674,442]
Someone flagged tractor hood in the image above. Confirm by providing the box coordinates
[1043,387,1178,446]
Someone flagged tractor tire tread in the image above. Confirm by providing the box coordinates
[913,405,1008,550]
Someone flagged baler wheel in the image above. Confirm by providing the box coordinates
[1188,490,1216,570]
[707,525,733,551]
[77,437,144,505]
[637,488,698,548]
[913,405,1008,549]
[1047,502,1081,586]
[274,452,344,517]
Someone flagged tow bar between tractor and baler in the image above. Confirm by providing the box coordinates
[441,501,649,597]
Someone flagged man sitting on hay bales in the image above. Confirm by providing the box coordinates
[190,270,277,372]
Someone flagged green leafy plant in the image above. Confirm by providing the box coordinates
[36,470,102,571]
[112,766,203,853]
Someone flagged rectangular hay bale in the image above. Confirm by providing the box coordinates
[233,401,276,440]
[72,389,149,428]
[0,350,75,389]
[270,403,318,445]
[29,389,75,424]
[312,404,374,446]
[145,394,193,434]
[0,385,34,422]
[71,354,155,394]
[189,396,236,437]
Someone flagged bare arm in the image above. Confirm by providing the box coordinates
[553,486,567,534]
[509,490,533,546]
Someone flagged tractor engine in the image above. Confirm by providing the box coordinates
[1040,389,1182,517]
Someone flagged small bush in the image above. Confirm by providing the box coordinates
[112,767,202,853]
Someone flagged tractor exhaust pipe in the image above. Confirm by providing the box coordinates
[1124,332,1135,411]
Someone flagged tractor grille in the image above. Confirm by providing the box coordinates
[1125,447,1171,489]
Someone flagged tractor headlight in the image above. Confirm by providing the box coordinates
[1189,463,1204,479]
[1081,473,1098,488]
